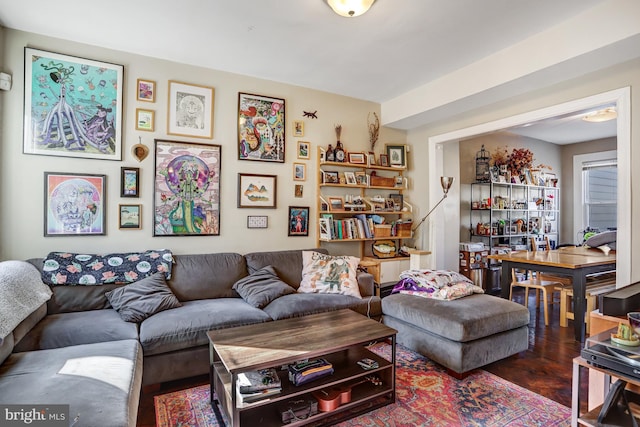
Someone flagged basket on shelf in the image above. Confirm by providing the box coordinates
[373,224,392,238]
[395,222,413,238]
[369,175,395,187]
[372,240,397,259]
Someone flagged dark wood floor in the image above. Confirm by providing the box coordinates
[136,289,588,426]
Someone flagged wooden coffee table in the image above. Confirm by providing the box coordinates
[207,309,397,427]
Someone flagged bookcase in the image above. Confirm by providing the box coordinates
[316,147,412,259]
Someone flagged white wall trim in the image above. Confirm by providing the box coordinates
[428,87,631,287]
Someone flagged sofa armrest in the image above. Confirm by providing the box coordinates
[356,271,375,297]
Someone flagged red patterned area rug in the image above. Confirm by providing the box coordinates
[155,343,570,427]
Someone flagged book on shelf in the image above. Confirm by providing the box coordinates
[237,386,282,404]
[237,368,281,393]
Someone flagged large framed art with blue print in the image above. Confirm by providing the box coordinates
[24,48,124,160]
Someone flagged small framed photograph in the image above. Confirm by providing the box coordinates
[344,171,357,185]
[389,193,403,211]
[379,154,389,167]
[288,206,309,236]
[354,171,367,185]
[319,217,332,240]
[247,215,268,229]
[135,108,155,132]
[119,204,141,229]
[294,184,303,198]
[328,197,344,211]
[238,173,277,208]
[297,141,310,159]
[136,78,156,102]
[293,163,306,181]
[368,152,376,166]
[523,168,534,185]
[168,80,214,139]
[121,167,140,197]
[293,120,304,137]
[386,144,407,168]
[348,152,366,164]
[323,171,339,184]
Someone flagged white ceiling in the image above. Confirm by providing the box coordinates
[0,0,619,143]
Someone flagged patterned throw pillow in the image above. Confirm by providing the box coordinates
[298,251,361,299]
[42,249,174,286]
[393,269,483,300]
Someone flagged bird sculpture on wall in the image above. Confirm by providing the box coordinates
[303,110,318,119]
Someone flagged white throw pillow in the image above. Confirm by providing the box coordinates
[298,251,362,298]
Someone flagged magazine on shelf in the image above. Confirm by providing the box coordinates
[237,368,281,393]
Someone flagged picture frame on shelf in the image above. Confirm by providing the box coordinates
[237,173,277,209]
[379,154,389,167]
[24,48,124,161]
[297,141,310,159]
[389,194,403,212]
[348,152,366,164]
[44,172,106,236]
[344,171,357,185]
[386,144,407,168]
[523,168,534,185]
[136,78,156,102]
[247,215,268,229]
[288,206,309,236]
[293,163,306,181]
[119,204,141,229]
[293,120,304,137]
[135,108,155,132]
[354,171,367,185]
[238,92,285,162]
[153,139,221,236]
[323,171,339,184]
[328,197,344,211]
[319,217,332,240]
[167,80,215,139]
[368,152,376,166]
[120,167,139,197]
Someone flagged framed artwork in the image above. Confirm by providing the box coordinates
[247,215,268,229]
[136,78,156,102]
[119,204,141,229]
[135,108,155,132]
[344,171,357,185]
[386,144,407,167]
[319,217,332,240]
[238,93,285,162]
[348,152,366,164]
[44,172,106,236]
[294,184,303,198]
[355,171,368,185]
[153,139,221,236]
[368,152,376,166]
[379,154,389,167]
[293,120,304,137]
[293,163,306,181]
[121,167,140,197]
[288,206,309,236]
[297,141,310,159]
[237,173,277,208]
[24,48,124,161]
[323,171,339,184]
[167,81,214,139]
[389,193,403,212]
[328,197,344,211]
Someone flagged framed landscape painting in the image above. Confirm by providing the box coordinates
[237,93,285,162]
[24,48,124,160]
[153,139,221,236]
[44,172,106,236]
[237,173,277,208]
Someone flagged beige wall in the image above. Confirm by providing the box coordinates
[0,29,406,260]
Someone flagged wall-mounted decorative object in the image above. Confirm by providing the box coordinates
[297,141,310,159]
[121,167,140,197]
[379,154,389,167]
[136,78,156,102]
[303,110,318,119]
[44,172,106,236]
[153,139,221,236]
[293,120,304,137]
[135,108,155,132]
[167,81,214,139]
[132,138,149,162]
[237,173,277,208]
[288,206,309,236]
[293,163,306,181]
[119,204,141,229]
[247,215,268,229]
[24,48,124,161]
[238,93,285,162]
[294,184,303,198]
[347,152,366,164]
[386,144,407,168]
[368,112,380,151]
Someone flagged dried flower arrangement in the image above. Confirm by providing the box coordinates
[490,146,510,167]
[368,112,380,151]
[507,148,534,176]
[334,124,342,142]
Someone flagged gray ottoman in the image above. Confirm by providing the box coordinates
[382,293,529,376]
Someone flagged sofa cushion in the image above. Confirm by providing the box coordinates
[298,251,361,298]
[105,273,182,322]
[13,309,138,352]
[139,299,271,355]
[244,248,329,289]
[232,265,296,308]
[262,293,380,320]
[168,253,246,301]
[0,339,142,427]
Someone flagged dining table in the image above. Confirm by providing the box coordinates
[488,246,616,342]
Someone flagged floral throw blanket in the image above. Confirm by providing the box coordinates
[391,269,484,301]
[42,249,174,285]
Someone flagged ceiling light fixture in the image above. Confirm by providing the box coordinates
[324,0,376,17]
[582,107,617,123]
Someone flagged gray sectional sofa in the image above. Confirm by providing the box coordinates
[0,248,379,427]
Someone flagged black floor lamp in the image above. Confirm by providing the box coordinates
[411,176,454,235]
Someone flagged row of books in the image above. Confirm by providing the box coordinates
[319,214,382,240]
[236,368,281,404]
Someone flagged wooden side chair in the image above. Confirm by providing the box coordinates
[509,266,563,326]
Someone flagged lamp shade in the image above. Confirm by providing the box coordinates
[325,0,376,17]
